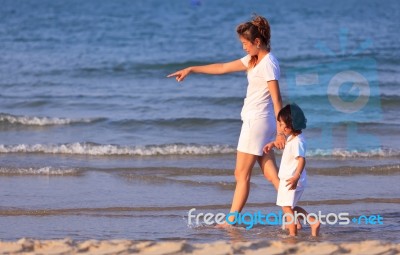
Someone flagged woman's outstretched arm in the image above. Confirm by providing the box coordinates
[167,59,246,82]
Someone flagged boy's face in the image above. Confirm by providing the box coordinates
[278,120,292,136]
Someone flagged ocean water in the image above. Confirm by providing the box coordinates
[0,0,399,243]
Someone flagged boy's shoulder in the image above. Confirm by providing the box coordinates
[288,133,306,142]
[296,133,306,142]
[290,134,306,148]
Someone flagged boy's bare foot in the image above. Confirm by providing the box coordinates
[311,220,320,237]
[282,216,302,230]
[283,223,302,230]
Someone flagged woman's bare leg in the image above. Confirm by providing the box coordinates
[224,151,258,224]
[230,151,258,212]
[257,151,279,191]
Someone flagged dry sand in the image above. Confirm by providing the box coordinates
[0,238,399,255]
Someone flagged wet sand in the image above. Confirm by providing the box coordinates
[0,238,399,254]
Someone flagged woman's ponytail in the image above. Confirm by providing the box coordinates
[251,15,271,51]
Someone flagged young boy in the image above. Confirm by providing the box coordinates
[264,103,320,236]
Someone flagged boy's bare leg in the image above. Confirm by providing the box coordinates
[293,206,320,236]
[283,215,303,230]
[282,206,297,236]
[296,215,303,230]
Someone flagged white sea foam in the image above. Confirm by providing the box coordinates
[0,113,101,126]
[307,148,400,158]
[0,167,79,175]
[0,143,398,157]
[0,143,236,156]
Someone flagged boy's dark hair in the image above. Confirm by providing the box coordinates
[277,103,307,135]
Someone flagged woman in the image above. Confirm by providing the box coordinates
[168,15,285,226]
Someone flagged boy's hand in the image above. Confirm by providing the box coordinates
[286,175,300,190]
[263,142,275,154]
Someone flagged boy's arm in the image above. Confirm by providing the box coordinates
[286,156,306,190]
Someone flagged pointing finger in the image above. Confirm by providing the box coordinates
[167,72,178,78]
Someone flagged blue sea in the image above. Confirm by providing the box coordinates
[0,0,399,243]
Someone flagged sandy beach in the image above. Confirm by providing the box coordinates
[0,238,399,255]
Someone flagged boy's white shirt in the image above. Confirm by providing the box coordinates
[278,133,307,182]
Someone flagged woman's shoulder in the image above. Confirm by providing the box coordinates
[261,52,280,79]
[240,54,251,68]
[265,52,279,66]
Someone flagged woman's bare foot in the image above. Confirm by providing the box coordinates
[310,220,321,236]
[215,221,232,229]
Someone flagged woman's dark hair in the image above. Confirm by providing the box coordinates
[236,14,271,68]
[277,103,307,135]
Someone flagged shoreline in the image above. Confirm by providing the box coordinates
[0,238,399,254]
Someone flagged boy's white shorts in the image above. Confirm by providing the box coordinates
[237,117,276,156]
[276,178,307,208]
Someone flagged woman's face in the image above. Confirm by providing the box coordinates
[239,36,258,56]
